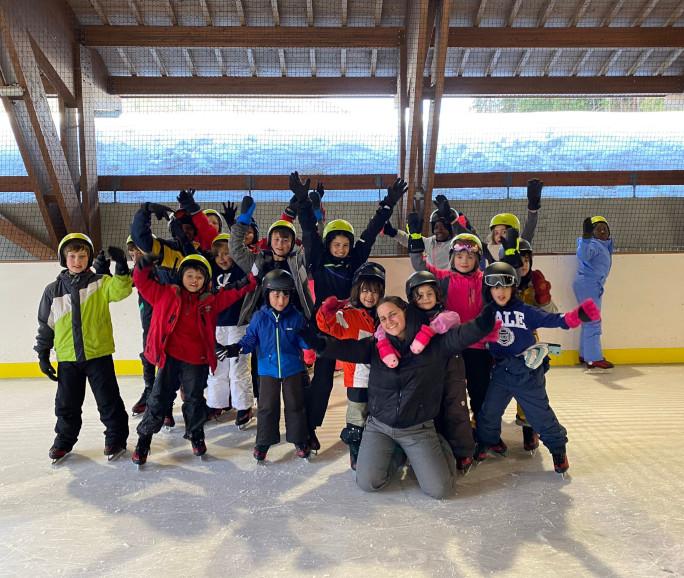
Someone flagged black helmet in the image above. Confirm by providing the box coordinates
[482,261,519,303]
[497,237,533,265]
[352,262,385,287]
[261,269,295,298]
[429,209,455,235]
[405,271,438,301]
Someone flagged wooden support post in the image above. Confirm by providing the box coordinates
[59,100,80,190]
[0,211,55,260]
[76,46,102,251]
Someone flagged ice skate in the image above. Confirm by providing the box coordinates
[49,446,70,465]
[191,437,207,459]
[132,435,151,469]
[456,456,473,475]
[552,452,570,479]
[130,396,146,417]
[104,444,127,462]
[206,407,225,422]
[253,445,269,463]
[522,426,539,455]
[585,359,614,374]
[162,414,175,432]
[308,429,321,454]
[235,407,254,430]
[489,439,508,457]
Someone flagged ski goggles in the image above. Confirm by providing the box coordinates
[450,242,480,254]
[484,273,517,287]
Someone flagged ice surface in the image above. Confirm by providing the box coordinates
[1,366,683,577]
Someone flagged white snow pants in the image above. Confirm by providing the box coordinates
[206,325,253,411]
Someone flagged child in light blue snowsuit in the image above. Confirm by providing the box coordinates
[572,216,613,370]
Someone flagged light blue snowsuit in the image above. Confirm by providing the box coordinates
[572,237,613,362]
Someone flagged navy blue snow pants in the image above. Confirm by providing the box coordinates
[476,356,567,454]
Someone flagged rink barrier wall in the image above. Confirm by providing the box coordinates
[1,254,682,378]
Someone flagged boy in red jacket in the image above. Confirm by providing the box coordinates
[131,253,256,466]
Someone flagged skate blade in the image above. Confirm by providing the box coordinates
[584,367,612,375]
[107,449,127,462]
[237,418,253,431]
[51,455,70,466]
[162,426,174,433]
[526,448,538,456]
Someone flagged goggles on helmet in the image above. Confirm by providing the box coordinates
[451,242,480,254]
[484,273,517,288]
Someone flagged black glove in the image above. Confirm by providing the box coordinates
[383,220,398,238]
[143,202,174,221]
[108,246,130,276]
[137,252,161,270]
[433,194,452,220]
[500,228,522,269]
[223,274,252,291]
[475,302,497,333]
[254,254,273,283]
[38,351,58,382]
[527,179,543,211]
[299,322,327,353]
[169,215,188,243]
[221,202,237,228]
[215,343,242,361]
[380,178,408,209]
[289,171,311,204]
[92,250,111,276]
[313,181,325,199]
[177,188,200,214]
[284,195,298,220]
[407,212,422,235]
[582,217,594,239]
[309,190,323,222]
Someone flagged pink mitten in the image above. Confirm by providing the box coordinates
[377,338,400,368]
[564,298,601,328]
[410,325,436,354]
[429,310,461,334]
[320,295,342,316]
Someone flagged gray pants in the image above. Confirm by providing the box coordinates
[356,416,457,499]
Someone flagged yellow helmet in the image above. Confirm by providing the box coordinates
[322,219,355,245]
[178,254,212,280]
[58,233,94,267]
[449,233,483,255]
[489,213,521,231]
[126,235,134,245]
[267,219,297,243]
[211,233,231,246]
[203,209,223,232]
[590,216,609,227]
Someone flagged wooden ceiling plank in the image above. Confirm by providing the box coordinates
[271,0,280,26]
[507,0,523,26]
[627,48,653,75]
[633,0,660,26]
[475,0,488,26]
[570,0,592,26]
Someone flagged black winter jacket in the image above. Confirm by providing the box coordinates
[321,316,489,428]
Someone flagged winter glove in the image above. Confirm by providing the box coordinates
[312,181,325,200]
[582,217,594,239]
[380,178,408,209]
[177,188,200,214]
[37,350,58,382]
[474,302,497,333]
[410,325,436,355]
[143,202,174,221]
[407,212,422,235]
[564,298,601,328]
[382,220,398,238]
[433,194,452,220]
[108,246,130,276]
[283,195,298,221]
[137,252,161,270]
[289,171,311,205]
[375,331,400,368]
[309,189,323,222]
[221,201,237,228]
[92,250,111,276]
[530,270,552,306]
[236,195,256,225]
[527,179,543,211]
[216,343,242,361]
[500,228,522,269]
[299,322,327,353]
[429,310,461,334]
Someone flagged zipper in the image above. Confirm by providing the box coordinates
[274,311,282,379]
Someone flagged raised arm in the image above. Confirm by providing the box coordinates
[229,197,259,273]
[440,303,495,356]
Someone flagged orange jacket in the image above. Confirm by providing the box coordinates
[316,304,375,388]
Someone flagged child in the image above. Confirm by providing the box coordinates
[205,233,254,427]
[131,253,256,465]
[295,171,407,448]
[475,262,600,475]
[219,270,313,462]
[316,262,386,470]
[34,234,132,463]
[203,209,224,233]
[408,229,494,430]
[573,216,614,372]
[484,178,543,264]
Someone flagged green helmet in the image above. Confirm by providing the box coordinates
[58,233,94,267]
[590,215,609,227]
[178,253,212,285]
[211,233,231,246]
[489,213,521,231]
[323,219,355,246]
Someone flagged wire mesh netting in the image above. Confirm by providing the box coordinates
[0,0,683,260]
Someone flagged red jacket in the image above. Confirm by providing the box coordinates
[133,264,257,371]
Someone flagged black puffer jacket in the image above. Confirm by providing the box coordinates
[321,311,490,428]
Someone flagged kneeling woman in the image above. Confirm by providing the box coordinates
[318,296,495,499]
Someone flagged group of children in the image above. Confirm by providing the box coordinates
[35,174,613,484]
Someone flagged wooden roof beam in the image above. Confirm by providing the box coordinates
[571,49,592,75]
[340,48,347,76]
[247,48,257,77]
[0,212,55,260]
[310,48,317,77]
[601,0,625,26]
[198,0,213,26]
[165,0,179,25]
[214,48,227,76]
[375,0,384,26]
[271,0,280,26]
[538,0,558,27]
[485,48,501,77]
[150,48,168,76]
[457,48,470,76]
[507,0,523,26]
[278,49,287,76]
[341,0,348,26]
[370,49,378,77]
[570,0,592,26]
[627,49,653,75]
[656,48,683,75]
[633,0,660,26]
[184,49,198,76]
[306,0,314,26]
[127,0,144,25]
[117,48,138,76]
[514,49,530,76]
[544,49,561,76]
[235,0,246,26]
[599,49,622,76]
[665,1,684,26]
[82,26,403,48]
[475,0,488,26]
[89,0,110,24]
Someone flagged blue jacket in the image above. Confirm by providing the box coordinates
[239,303,309,379]
[488,298,570,358]
[575,237,613,285]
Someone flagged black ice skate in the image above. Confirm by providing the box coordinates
[104,444,127,462]
[253,445,269,463]
[308,429,321,454]
[191,437,207,458]
[522,426,539,455]
[489,439,508,456]
[49,445,70,465]
[456,456,473,475]
[552,452,570,478]
[132,435,152,468]
[295,443,311,459]
[235,407,254,430]
[130,396,147,417]
[162,414,175,432]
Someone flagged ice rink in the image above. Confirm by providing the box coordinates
[2,365,683,577]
